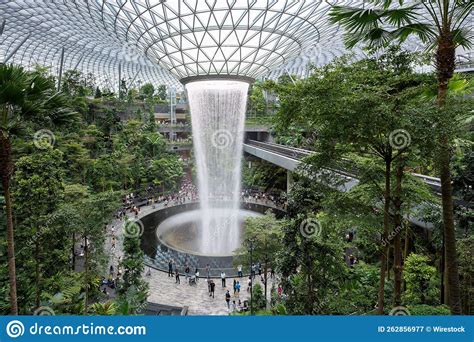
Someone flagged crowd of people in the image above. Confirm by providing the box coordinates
[102,179,289,310]
[158,121,191,128]
[241,189,287,210]
[113,180,199,219]
[164,258,283,312]
[114,181,287,220]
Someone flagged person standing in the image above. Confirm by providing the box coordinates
[237,264,243,278]
[236,281,241,295]
[209,280,215,298]
[175,268,180,284]
[185,265,190,279]
[233,279,237,294]
[221,271,226,287]
[168,259,173,277]
[195,267,199,282]
[225,290,231,309]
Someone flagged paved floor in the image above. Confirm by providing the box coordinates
[104,201,275,315]
[145,268,273,315]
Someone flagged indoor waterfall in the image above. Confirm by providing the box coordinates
[186,80,249,255]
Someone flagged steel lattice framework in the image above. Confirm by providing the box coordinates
[0,0,472,90]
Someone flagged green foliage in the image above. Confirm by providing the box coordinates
[248,82,266,116]
[457,235,474,315]
[403,253,440,305]
[406,304,451,316]
[329,1,473,50]
[234,211,284,271]
[117,218,149,314]
[91,301,118,315]
[140,83,155,106]
[327,262,381,315]
[156,85,167,101]
[251,283,266,310]
[242,159,286,190]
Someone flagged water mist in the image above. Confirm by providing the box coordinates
[186,80,249,255]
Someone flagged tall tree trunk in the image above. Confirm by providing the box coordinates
[377,157,391,314]
[444,246,450,305]
[393,162,404,306]
[83,235,89,315]
[0,134,18,315]
[72,232,76,271]
[35,238,41,309]
[304,248,313,315]
[436,32,461,315]
[264,261,268,309]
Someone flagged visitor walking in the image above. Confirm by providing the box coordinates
[168,259,173,277]
[233,279,237,294]
[236,281,241,295]
[221,271,226,287]
[225,290,231,309]
[175,268,180,284]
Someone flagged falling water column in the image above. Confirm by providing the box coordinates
[185,80,249,255]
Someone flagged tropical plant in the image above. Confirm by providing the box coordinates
[235,211,284,302]
[403,253,440,305]
[0,64,77,314]
[117,217,149,314]
[329,0,473,315]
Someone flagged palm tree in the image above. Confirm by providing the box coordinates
[329,0,473,315]
[0,64,77,314]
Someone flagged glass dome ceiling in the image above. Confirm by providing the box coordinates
[0,0,472,90]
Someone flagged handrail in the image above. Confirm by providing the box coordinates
[246,140,441,191]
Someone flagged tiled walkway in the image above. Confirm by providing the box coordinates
[105,201,275,315]
[146,268,273,315]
